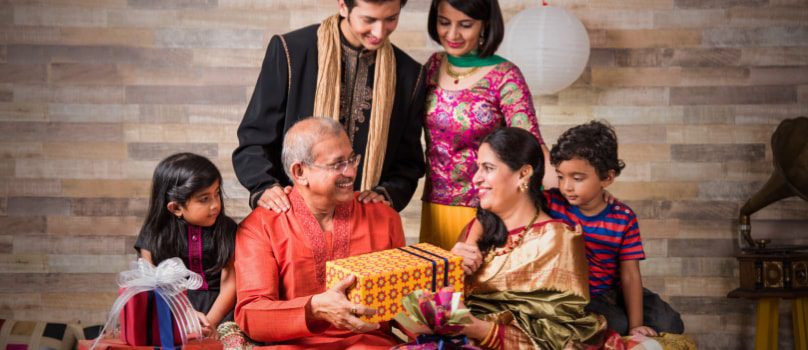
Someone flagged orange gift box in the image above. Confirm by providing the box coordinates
[325,243,464,323]
[78,338,222,350]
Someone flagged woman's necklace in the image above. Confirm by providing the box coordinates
[484,211,541,263]
[445,59,480,84]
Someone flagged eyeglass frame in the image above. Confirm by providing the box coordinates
[305,153,362,175]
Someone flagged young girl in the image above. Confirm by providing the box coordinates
[134,153,237,337]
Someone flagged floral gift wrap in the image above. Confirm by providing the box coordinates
[325,243,464,323]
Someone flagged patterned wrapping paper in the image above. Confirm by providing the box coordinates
[325,243,465,323]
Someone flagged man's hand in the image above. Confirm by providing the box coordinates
[357,190,390,206]
[603,190,616,205]
[310,275,379,333]
[257,185,292,213]
[451,242,483,276]
[629,325,658,337]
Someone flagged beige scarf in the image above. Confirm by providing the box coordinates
[314,14,396,191]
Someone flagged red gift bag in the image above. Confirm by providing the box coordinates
[119,290,183,347]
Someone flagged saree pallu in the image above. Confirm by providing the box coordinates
[465,220,605,350]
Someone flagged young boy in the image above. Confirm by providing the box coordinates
[546,121,684,336]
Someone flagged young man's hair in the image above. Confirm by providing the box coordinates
[426,0,505,58]
[550,120,625,180]
[344,0,408,12]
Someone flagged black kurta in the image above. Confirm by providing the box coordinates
[232,22,427,211]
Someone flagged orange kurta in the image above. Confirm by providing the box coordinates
[234,189,405,349]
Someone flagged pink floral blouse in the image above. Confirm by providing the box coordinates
[422,52,544,207]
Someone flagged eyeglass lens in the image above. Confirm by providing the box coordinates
[335,154,361,173]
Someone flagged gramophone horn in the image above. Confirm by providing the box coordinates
[740,170,802,217]
[739,116,808,249]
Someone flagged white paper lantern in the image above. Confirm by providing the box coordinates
[499,6,590,95]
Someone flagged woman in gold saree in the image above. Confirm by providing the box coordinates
[450,127,606,349]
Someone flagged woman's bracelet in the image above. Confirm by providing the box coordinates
[478,322,502,350]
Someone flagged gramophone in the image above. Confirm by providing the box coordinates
[734,116,808,293]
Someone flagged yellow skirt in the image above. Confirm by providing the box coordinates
[419,202,477,251]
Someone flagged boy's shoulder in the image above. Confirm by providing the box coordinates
[546,188,637,217]
[543,188,573,216]
[544,188,568,204]
[604,199,638,220]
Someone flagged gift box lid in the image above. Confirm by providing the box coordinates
[327,243,462,288]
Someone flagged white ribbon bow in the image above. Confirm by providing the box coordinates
[91,258,204,350]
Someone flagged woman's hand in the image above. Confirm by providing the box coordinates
[310,275,380,333]
[258,185,292,213]
[456,302,490,341]
[451,242,483,276]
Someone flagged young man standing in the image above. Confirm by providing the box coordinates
[233,0,426,213]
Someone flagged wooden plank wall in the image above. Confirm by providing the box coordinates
[1,0,807,348]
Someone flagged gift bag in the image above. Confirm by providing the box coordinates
[90,258,205,350]
[119,290,182,346]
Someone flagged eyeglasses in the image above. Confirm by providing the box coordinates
[306,154,362,175]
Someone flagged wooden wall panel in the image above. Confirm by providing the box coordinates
[0,1,806,348]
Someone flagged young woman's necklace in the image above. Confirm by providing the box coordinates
[445,61,480,84]
[485,211,541,263]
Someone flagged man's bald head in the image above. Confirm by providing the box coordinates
[281,117,348,179]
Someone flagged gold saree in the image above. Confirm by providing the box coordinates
[466,220,605,350]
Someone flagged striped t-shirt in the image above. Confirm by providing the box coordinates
[544,188,646,295]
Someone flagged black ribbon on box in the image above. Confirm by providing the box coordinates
[397,246,450,292]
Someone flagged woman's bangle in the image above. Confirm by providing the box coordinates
[479,323,495,346]
[478,323,501,350]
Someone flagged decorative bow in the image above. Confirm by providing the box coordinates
[91,258,204,350]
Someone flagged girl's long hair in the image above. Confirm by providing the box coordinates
[139,153,236,275]
[476,128,549,253]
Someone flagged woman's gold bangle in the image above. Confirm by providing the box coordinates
[479,323,500,349]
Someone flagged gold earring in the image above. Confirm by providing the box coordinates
[519,182,529,192]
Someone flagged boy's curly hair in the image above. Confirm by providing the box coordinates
[550,120,625,180]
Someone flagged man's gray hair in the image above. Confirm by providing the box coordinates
[281,117,346,180]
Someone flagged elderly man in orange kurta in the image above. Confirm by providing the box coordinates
[234,117,406,349]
